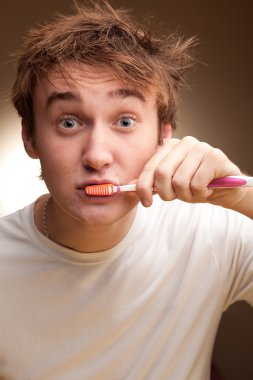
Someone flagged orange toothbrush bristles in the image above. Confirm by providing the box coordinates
[85,183,115,196]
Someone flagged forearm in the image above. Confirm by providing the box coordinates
[230,188,253,220]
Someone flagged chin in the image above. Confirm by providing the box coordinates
[76,197,138,227]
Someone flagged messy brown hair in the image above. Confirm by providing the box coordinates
[11,0,197,144]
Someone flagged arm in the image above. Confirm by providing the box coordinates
[136,136,253,220]
[231,188,253,219]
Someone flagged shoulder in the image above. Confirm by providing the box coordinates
[141,197,253,251]
[0,203,33,241]
[148,196,253,228]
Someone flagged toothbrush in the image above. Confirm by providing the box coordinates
[85,175,253,196]
[85,183,137,196]
[208,175,253,188]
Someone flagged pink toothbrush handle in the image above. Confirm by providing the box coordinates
[208,177,247,188]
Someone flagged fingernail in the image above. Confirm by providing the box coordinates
[142,198,151,207]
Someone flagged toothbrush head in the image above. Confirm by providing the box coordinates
[85,183,115,196]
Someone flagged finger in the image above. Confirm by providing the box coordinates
[137,138,180,206]
[171,141,213,202]
[153,136,199,201]
[191,148,241,199]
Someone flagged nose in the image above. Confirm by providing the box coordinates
[82,126,113,172]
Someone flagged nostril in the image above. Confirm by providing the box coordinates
[84,165,97,173]
[81,140,113,171]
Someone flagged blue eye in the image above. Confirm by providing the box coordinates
[60,118,79,129]
[118,117,135,128]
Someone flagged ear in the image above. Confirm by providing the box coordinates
[21,120,39,159]
[161,123,172,143]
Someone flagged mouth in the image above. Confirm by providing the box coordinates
[77,180,119,199]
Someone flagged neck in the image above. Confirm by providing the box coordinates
[35,195,137,253]
[56,219,135,253]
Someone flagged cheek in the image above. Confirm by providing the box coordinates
[123,139,157,178]
[38,141,78,183]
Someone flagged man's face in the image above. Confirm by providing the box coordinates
[29,62,168,226]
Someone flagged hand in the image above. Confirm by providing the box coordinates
[136,136,246,210]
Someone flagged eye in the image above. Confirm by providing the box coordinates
[117,116,136,128]
[59,118,80,129]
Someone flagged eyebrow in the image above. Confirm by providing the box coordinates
[45,91,81,110]
[108,88,146,103]
[45,87,146,110]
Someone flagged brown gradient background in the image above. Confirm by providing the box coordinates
[0,1,252,379]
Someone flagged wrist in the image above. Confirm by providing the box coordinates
[230,188,253,220]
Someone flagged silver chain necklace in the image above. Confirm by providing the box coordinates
[42,196,50,238]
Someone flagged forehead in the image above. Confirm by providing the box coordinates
[36,61,151,99]
[33,61,159,113]
[47,62,118,86]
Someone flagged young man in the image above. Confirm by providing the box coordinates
[0,1,252,379]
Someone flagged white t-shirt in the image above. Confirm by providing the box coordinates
[0,197,252,380]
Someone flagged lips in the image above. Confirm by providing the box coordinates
[77,179,118,190]
[76,181,119,202]
[76,180,120,198]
